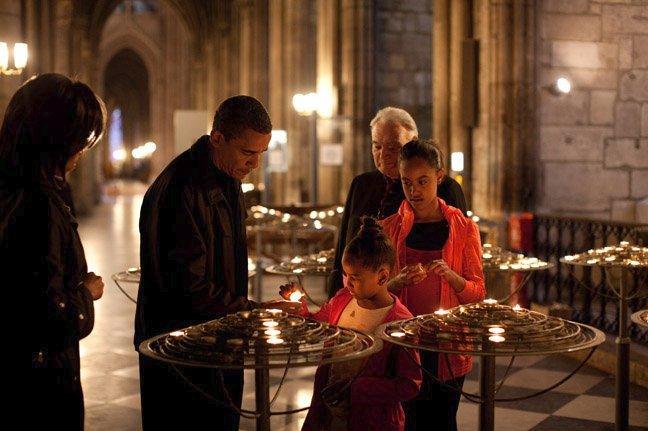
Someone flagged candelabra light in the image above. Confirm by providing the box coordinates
[560,241,648,431]
[140,308,381,431]
[377,300,604,431]
[0,42,28,75]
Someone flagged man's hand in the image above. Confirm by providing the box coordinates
[259,299,302,314]
[83,272,104,300]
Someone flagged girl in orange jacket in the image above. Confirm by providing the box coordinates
[380,140,485,431]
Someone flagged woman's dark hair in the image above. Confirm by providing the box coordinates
[343,216,396,271]
[212,95,272,140]
[398,139,444,170]
[0,73,106,183]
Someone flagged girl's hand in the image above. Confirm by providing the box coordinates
[427,260,466,293]
[278,282,304,301]
[387,264,427,295]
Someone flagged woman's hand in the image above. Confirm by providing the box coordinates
[387,264,427,295]
[82,272,104,300]
[427,260,465,293]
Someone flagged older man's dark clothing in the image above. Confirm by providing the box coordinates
[327,171,467,298]
[135,135,255,430]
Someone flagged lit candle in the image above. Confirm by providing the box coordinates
[293,268,303,274]
[263,321,279,327]
[483,299,498,305]
[513,304,522,311]
[488,327,505,334]
[620,241,629,246]
[290,291,304,302]
[266,308,282,314]
[317,257,327,263]
[267,338,284,344]
[483,253,492,259]
[264,329,281,336]
[564,255,574,261]
[390,331,406,338]
[291,257,303,264]
[170,331,184,337]
[434,308,449,316]
[489,335,505,343]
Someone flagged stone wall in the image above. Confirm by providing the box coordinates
[374,0,433,138]
[537,0,648,222]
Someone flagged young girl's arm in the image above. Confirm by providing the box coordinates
[349,346,422,405]
[455,220,486,304]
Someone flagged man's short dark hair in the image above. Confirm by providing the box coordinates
[212,95,272,139]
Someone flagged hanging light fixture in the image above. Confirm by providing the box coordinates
[0,42,28,75]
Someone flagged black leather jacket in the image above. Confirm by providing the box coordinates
[134,136,255,348]
[1,175,94,429]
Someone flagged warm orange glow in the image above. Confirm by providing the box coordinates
[290,291,304,302]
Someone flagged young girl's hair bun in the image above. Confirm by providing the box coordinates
[344,216,395,271]
[358,216,381,235]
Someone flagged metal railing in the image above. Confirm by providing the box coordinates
[531,214,648,343]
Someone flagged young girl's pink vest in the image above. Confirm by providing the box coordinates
[380,198,486,381]
[300,289,422,431]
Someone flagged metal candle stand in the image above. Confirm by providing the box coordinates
[481,244,553,305]
[561,242,648,431]
[139,308,381,431]
[376,300,605,431]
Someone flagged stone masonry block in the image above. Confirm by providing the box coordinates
[611,200,637,223]
[619,37,632,69]
[542,14,601,41]
[543,0,589,14]
[634,35,648,68]
[642,104,648,136]
[590,91,616,124]
[542,163,628,211]
[620,71,648,101]
[614,102,641,137]
[602,5,648,35]
[541,91,589,125]
[632,170,648,198]
[540,126,613,162]
[552,41,618,69]
[541,68,617,90]
[389,53,406,71]
[605,138,648,168]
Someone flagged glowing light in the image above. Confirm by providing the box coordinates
[513,304,522,311]
[291,257,303,264]
[266,309,282,314]
[314,220,322,229]
[264,329,281,336]
[489,335,506,343]
[327,210,335,217]
[241,183,255,193]
[434,309,449,316]
[317,257,327,263]
[170,331,184,337]
[290,291,304,302]
[263,321,279,327]
[483,299,498,305]
[267,338,284,344]
[620,241,629,246]
[336,206,344,214]
[483,253,493,259]
[488,327,505,334]
[555,77,571,94]
[112,148,127,161]
[451,152,464,172]
[293,268,304,274]
[390,331,406,338]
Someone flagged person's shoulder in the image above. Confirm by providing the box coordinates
[352,170,382,186]
[390,296,415,320]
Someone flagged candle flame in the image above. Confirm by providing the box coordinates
[290,291,304,302]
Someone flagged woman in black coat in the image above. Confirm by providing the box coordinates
[0,73,106,429]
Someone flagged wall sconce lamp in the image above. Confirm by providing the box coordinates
[547,77,571,96]
[0,42,28,75]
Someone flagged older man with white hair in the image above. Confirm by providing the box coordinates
[327,107,466,298]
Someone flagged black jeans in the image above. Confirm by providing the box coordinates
[138,354,243,430]
[404,351,465,431]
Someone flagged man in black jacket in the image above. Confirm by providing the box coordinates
[135,96,297,430]
[327,107,467,298]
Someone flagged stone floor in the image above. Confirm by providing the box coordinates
[77,188,648,430]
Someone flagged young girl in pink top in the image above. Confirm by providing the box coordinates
[380,140,485,431]
[281,217,421,431]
